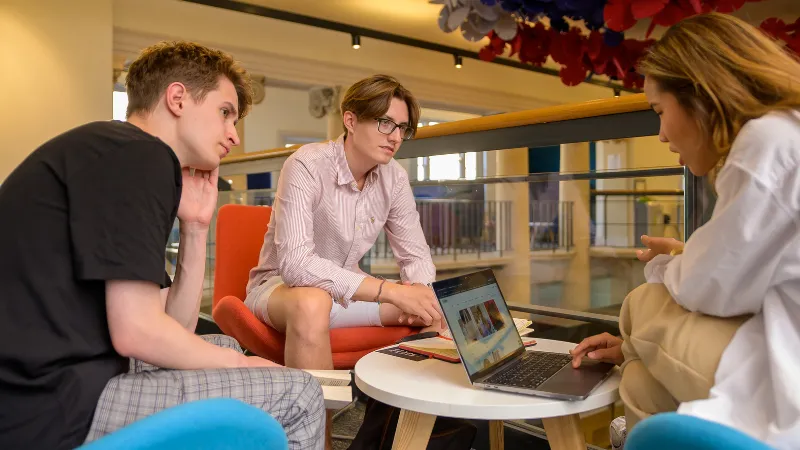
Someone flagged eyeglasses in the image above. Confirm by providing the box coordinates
[375,118,414,141]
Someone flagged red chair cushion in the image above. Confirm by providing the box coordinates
[213,295,417,368]
[211,204,419,369]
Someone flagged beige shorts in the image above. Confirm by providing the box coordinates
[244,276,383,329]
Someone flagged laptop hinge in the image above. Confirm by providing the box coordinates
[473,347,527,383]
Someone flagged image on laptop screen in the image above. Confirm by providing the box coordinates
[436,272,523,377]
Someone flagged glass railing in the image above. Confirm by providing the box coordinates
[177,94,713,342]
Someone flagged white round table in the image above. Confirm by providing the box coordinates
[355,338,620,450]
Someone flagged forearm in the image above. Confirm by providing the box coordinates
[351,277,406,304]
[123,311,243,370]
[108,280,244,370]
[352,276,385,303]
[279,251,366,301]
[166,224,208,331]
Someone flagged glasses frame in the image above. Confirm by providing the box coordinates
[375,118,414,141]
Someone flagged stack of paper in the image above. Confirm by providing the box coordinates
[439,317,534,340]
[302,370,353,409]
[399,334,537,363]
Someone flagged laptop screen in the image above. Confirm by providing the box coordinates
[434,269,523,379]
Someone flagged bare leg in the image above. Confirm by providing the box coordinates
[266,285,334,370]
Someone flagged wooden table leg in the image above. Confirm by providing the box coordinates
[489,420,505,450]
[542,414,586,450]
[392,409,436,450]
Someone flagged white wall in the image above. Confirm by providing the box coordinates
[0,0,112,181]
[244,86,327,153]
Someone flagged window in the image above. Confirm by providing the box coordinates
[113,91,128,121]
[429,154,462,180]
[415,120,478,181]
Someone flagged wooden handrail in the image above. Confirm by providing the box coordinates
[221,93,650,166]
[414,93,649,139]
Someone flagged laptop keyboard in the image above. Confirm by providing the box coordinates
[484,351,573,390]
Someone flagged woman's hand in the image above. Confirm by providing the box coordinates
[636,235,684,262]
[569,333,624,368]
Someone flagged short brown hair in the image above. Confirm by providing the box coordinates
[340,74,420,138]
[638,13,800,183]
[125,41,253,120]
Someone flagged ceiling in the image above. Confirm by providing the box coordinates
[240,0,798,48]
[239,0,486,52]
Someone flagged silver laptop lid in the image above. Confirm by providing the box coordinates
[433,269,525,383]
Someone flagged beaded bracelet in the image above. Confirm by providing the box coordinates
[374,279,386,304]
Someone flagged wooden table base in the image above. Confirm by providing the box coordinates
[392,409,436,450]
[489,420,505,450]
[542,414,587,450]
[391,411,586,450]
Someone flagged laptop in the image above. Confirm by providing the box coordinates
[432,268,615,401]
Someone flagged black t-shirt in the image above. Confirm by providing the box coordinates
[0,121,181,449]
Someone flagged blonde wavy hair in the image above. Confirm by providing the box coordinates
[638,12,800,183]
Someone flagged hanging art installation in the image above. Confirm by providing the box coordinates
[432,0,798,89]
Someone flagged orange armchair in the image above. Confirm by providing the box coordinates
[211,204,417,369]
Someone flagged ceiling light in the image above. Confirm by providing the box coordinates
[454,54,463,69]
[352,34,361,49]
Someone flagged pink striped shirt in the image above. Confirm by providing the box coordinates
[246,136,436,305]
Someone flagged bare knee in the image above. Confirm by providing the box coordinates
[285,288,332,340]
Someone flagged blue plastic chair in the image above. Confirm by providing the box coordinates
[626,412,774,450]
[79,398,288,450]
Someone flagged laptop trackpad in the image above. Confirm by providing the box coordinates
[536,360,615,398]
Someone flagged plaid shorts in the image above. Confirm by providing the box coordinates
[85,335,325,450]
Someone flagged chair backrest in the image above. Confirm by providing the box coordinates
[213,204,272,309]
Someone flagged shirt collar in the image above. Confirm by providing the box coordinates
[334,134,381,188]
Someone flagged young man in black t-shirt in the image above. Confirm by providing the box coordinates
[0,42,324,450]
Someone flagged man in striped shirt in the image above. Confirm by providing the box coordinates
[245,75,443,370]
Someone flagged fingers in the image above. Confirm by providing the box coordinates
[398,313,419,325]
[636,248,654,262]
[641,235,678,253]
[587,347,619,361]
[571,333,611,355]
[569,333,613,367]
[416,310,433,326]
[426,302,441,323]
[570,333,623,367]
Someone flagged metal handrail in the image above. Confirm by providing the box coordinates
[507,303,619,327]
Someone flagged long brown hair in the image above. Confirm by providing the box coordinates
[638,12,800,181]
